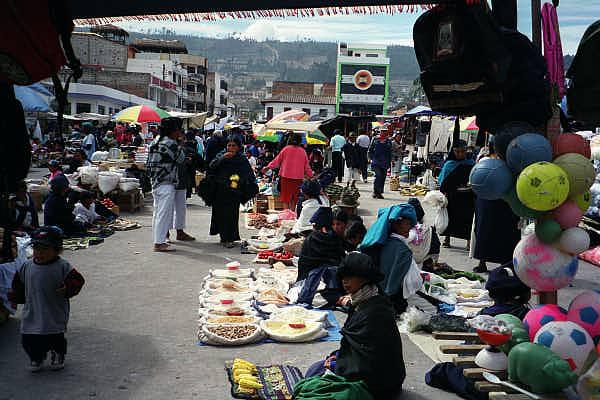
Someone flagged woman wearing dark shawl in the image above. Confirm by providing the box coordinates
[473,139,521,272]
[304,252,405,400]
[438,140,475,249]
[208,135,258,248]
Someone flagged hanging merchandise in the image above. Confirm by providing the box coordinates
[469,158,513,200]
[541,2,566,99]
[523,304,568,341]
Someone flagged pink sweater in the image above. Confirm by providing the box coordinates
[268,145,313,179]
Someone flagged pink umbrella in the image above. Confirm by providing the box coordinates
[268,109,308,123]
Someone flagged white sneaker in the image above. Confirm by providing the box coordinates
[50,351,65,371]
[29,361,43,372]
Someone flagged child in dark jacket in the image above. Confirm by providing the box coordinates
[9,226,85,372]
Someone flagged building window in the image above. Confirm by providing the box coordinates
[187,84,195,93]
[97,105,106,115]
[355,53,361,57]
[283,107,291,112]
[319,109,328,117]
[302,108,311,115]
[220,95,227,105]
[187,66,196,74]
[266,107,274,120]
[366,53,379,57]
[108,107,113,115]
[75,103,91,114]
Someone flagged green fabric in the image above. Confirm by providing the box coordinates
[293,374,374,400]
[438,271,486,282]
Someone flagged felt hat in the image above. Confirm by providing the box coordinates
[337,252,384,284]
[310,206,333,228]
[301,179,321,197]
[50,173,69,190]
[31,226,63,248]
[337,192,360,208]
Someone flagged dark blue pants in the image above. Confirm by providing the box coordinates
[297,266,338,305]
[373,166,387,195]
[332,151,344,183]
[359,148,369,180]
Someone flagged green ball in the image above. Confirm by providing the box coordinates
[571,190,592,212]
[496,314,529,354]
[503,187,543,218]
[535,219,563,243]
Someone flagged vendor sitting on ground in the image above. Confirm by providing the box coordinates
[9,180,39,233]
[297,207,345,282]
[332,209,349,240]
[344,221,367,252]
[291,179,330,235]
[43,174,84,235]
[48,159,63,182]
[360,204,419,315]
[305,252,406,400]
[73,191,105,226]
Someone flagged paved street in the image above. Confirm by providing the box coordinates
[1,172,598,400]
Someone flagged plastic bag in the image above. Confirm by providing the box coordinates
[403,259,423,298]
[423,190,449,234]
[198,323,264,346]
[397,306,432,333]
[97,172,120,194]
[278,209,297,221]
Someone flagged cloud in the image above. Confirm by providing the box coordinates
[115,5,597,53]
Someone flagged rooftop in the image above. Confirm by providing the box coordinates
[132,38,188,54]
[262,94,336,105]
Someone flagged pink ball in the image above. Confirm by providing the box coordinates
[550,200,584,229]
[568,290,600,344]
[523,304,568,341]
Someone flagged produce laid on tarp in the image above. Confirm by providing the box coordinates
[197,259,339,346]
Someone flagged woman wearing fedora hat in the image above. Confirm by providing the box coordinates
[305,252,406,400]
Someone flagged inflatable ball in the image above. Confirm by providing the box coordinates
[523,304,568,341]
[535,219,562,244]
[553,153,595,196]
[503,187,543,218]
[559,227,590,255]
[513,234,578,292]
[469,158,513,200]
[550,200,584,229]
[552,133,591,159]
[568,290,600,344]
[516,162,570,211]
[534,321,594,374]
[506,133,552,174]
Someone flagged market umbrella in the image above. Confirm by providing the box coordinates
[307,128,327,143]
[269,109,308,123]
[114,105,171,123]
[256,130,283,143]
[14,84,51,112]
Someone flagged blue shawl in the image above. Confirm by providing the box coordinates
[359,204,417,249]
[437,159,475,185]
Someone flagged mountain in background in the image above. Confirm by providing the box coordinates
[127,31,421,82]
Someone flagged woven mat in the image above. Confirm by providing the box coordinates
[225,362,303,400]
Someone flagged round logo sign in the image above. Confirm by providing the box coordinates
[353,70,373,91]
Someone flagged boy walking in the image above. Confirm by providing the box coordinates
[9,226,85,372]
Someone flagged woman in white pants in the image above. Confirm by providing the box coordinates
[146,117,186,252]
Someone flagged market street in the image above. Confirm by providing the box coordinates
[2,171,599,400]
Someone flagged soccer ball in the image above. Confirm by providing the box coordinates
[524,304,568,341]
[568,290,600,344]
[516,162,570,211]
[552,133,591,159]
[553,153,596,196]
[513,234,579,292]
[469,158,514,200]
[534,321,594,374]
[503,187,543,218]
[559,227,590,255]
[506,133,553,174]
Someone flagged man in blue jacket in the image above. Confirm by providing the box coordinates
[368,127,392,199]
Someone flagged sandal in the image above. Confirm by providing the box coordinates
[154,243,175,252]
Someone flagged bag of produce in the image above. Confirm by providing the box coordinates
[260,320,327,343]
[98,171,120,194]
[199,323,264,346]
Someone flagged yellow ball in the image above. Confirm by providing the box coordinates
[570,190,592,212]
[516,162,570,211]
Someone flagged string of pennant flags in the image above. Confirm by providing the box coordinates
[74,4,435,25]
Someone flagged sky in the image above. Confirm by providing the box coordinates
[114,1,598,54]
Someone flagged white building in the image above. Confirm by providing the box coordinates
[66,82,156,116]
[208,71,229,117]
[261,94,336,120]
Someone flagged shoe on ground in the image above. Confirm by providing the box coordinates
[176,232,195,241]
[50,351,65,371]
[223,242,236,248]
[153,243,175,252]
[473,264,488,273]
[29,360,43,372]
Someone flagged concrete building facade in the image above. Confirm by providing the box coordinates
[66,82,156,116]
[271,81,336,98]
[261,94,335,120]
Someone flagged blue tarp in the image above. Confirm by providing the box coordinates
[14,84,51,112]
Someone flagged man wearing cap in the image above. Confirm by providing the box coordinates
[368,127,392,199]
[146,117,186,252]
[329,129,346,183]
